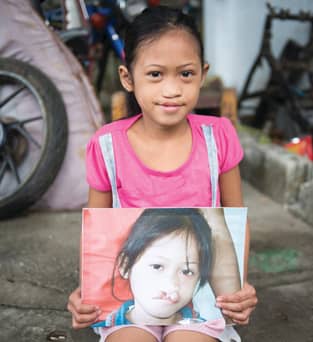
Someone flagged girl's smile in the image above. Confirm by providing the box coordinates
[157,102,184,114]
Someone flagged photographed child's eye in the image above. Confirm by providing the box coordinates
[182,268,194,276]
[150,264,163,271]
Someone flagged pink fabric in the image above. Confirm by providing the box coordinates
[86,114,243,207]
[94,318,226,342]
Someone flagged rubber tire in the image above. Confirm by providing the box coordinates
[0,58,68,219]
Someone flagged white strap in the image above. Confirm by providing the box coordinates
[201,124,219,207]
[98,133,121,208]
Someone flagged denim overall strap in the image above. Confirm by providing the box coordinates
[98,133,121,208]
[201,124,219,208]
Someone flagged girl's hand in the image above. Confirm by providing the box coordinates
[67,287,102,329]
[215,282,257,325]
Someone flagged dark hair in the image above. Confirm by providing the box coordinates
[123,6,205,116]
[113,208,212,300]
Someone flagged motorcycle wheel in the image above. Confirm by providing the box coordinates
[0,58,68,219]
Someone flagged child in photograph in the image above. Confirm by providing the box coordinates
[93,208,217,328]
[68,5,257,342]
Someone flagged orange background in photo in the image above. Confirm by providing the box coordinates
[81,208,144,320]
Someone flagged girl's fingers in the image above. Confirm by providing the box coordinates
[71,316,97,330]
[67,301,100,317]
[216,282,257,304]
[215,282,258,326]
[223,307,254,325]
[68,302,101,329]
[68,287,100,314]
[216,297,257,312]
[68,301,99,315]
[67,287,102,329]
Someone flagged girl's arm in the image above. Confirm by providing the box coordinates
[204,208,241,296]
[67,188,112,329]
[88,187,113,207]
[216,166,258,325]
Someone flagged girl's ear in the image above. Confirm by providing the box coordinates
[119,65,134,92]
[201,63,210,87]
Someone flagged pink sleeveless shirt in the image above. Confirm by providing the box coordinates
[86,114,243,207]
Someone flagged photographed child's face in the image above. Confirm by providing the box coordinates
[127,231,200,324]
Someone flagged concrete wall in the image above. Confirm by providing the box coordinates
[239,130,313,226]
[203,0,313,93]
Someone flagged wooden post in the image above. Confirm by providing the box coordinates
[220,88,238,128]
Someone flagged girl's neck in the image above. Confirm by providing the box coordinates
[134,115,190,141]
[126,114,193,172]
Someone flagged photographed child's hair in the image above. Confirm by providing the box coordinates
[113,208,212,299]
[123,5,205,116]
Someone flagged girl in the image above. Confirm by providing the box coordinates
[68,5,257,342]
[94,208,215,328]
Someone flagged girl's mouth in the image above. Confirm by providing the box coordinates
[159,104,182,113]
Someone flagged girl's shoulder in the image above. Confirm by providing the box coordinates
[90,115,141,142]
[188,113,233,131]
[189,113,241,150]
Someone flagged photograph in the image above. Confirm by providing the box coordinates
[2,1,313,341]
[81,207,247,327]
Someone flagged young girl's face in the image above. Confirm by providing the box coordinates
[126,231,200,325]
[120,29,208,129]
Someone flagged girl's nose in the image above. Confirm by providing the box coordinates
[162,78,182,98]
[158,289,180,303]
[167,290,179,303]
[160,276,180,302]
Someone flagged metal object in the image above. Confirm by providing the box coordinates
[239,3,313,145]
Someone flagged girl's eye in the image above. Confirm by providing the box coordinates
[148,71,161,78]
[181,70,194,78]
[150,264,163,271]
[182,268,194,276]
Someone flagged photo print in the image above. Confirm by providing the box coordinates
[81,207,247,327]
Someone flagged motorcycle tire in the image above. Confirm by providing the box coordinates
[0,58,68,219]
